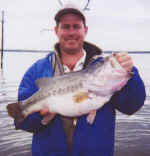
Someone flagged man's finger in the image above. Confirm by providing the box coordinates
[40,109,49,115]
[41,113,56,125]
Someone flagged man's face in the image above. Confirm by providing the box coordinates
[55,13,88,54]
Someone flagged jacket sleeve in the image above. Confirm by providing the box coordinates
[14,62,48,133]
[112,66,146,115]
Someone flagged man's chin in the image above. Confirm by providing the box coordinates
[64,47,80,54]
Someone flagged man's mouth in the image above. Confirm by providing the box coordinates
[66,39,78,44]
[66,39,77,41]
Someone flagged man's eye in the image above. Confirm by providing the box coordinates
[74,25,80,29]
[63,25,70,29]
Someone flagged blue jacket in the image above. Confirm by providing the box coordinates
[15,45,146,156]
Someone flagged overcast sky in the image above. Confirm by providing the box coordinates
[0,0,150,51]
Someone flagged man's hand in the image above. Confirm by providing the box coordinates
[114,52,133,72]
[40,109,56,125]
[40,109,49,115]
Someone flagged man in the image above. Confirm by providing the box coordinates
[13,4,145,156]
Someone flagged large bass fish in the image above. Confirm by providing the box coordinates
[7,55,132,124]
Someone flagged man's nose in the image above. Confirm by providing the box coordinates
[68,27,76,34]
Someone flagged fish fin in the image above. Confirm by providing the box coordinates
[41,113,56,125]
[73,92,89,103]
[35,77,54,89]
[87,110,97,124]
[6,102,24,120]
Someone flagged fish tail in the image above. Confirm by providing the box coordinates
[6,102,24,120]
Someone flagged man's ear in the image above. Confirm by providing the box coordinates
[85,26,88,36]
[55,26,58,35]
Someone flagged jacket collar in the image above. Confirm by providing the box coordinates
[54,41,103,68]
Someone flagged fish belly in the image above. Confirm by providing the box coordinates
[47,90,111,117]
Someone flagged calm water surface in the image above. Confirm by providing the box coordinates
[0,53,150,156]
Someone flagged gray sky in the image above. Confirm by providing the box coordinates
[0,0,150,51]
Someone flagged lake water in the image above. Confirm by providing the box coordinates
[0,52,150,156]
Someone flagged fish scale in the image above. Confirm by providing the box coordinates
[21,79,84,111]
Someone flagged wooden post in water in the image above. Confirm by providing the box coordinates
[0,12,1,71]
[0,11,4,71]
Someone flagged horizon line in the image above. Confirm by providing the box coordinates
[0,49,150,54]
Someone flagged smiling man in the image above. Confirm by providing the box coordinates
[12,3,146,156]
[55,13,88,53]
[55,8,88,71]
